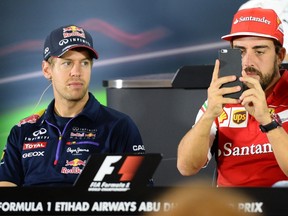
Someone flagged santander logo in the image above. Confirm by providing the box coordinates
[218,142,273,157]
[234,16,271,25]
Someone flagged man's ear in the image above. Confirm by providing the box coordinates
[278,47,286,62]
[281,48,287,63]
[42,60,52,80]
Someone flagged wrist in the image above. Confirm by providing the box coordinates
[259,116,274,126]
[259,113,282,133]
[202,111,218,122]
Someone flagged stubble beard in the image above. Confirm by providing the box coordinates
[55,84,88,102]
[66,87,88,102]
[243,57,278,91]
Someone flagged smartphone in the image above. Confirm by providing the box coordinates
[218,48,243,99]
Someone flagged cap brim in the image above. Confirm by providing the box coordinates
[59,44,99,59]
[221,32,279,42]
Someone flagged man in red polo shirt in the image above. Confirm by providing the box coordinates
[177,8,288,186]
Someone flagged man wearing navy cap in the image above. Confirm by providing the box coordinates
[0,25,145,186]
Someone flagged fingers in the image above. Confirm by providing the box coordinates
[208,59,241,105]
[239,77,264,98]
[239,75,261,90]
[211,59,220,83]
[239,77,267,118]
[212,59,239,88]
[240,93,256,107]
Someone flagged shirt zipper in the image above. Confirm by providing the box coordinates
[46,117,74,166]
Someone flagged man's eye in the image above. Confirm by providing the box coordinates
[82,61,90,66]
[62,61,71,66]
[239,49,245,57]
[255,50,264,55]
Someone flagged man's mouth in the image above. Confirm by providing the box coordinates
[68,82,83,87]
[245,71,257,76]
[244,67,261,76]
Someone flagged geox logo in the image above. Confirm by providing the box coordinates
[232,110,247,124]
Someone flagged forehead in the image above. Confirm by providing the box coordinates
[232,36,274,47]
[59,48,92,59]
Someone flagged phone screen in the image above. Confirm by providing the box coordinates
[219,48,243,99]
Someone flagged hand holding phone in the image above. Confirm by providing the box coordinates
[218,48,243,99]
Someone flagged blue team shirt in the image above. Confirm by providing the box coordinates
[0,93,144,186]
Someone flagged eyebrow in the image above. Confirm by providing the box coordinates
[233,45,270,50]
[60,57,91,61]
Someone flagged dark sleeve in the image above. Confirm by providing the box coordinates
[0,125,24,186]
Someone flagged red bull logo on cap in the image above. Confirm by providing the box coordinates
[63,25,85,39]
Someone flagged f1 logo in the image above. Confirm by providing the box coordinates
[93,156,121,181]
[93,155,144,182]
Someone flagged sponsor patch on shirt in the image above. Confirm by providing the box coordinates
[23,142,47,150]
[66,147,90,155]
[61,158,86,174]
[22,151,45,158]
[17,110,45,127]
[0,149,5,165]
[218,107,248,128]
[70,127,97,140]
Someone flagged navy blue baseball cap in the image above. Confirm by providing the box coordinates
[43,25,98,60]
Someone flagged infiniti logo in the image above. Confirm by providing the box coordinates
[44,47,49,54]
[59,39,69,46]
[33,128,47,136]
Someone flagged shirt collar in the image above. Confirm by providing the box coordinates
[267,69,288,104]
[43,92,100,122]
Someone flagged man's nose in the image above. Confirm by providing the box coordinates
[70,63,81,77]
[242,51,254,68]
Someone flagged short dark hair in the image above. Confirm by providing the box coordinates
[273,39,282,54]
